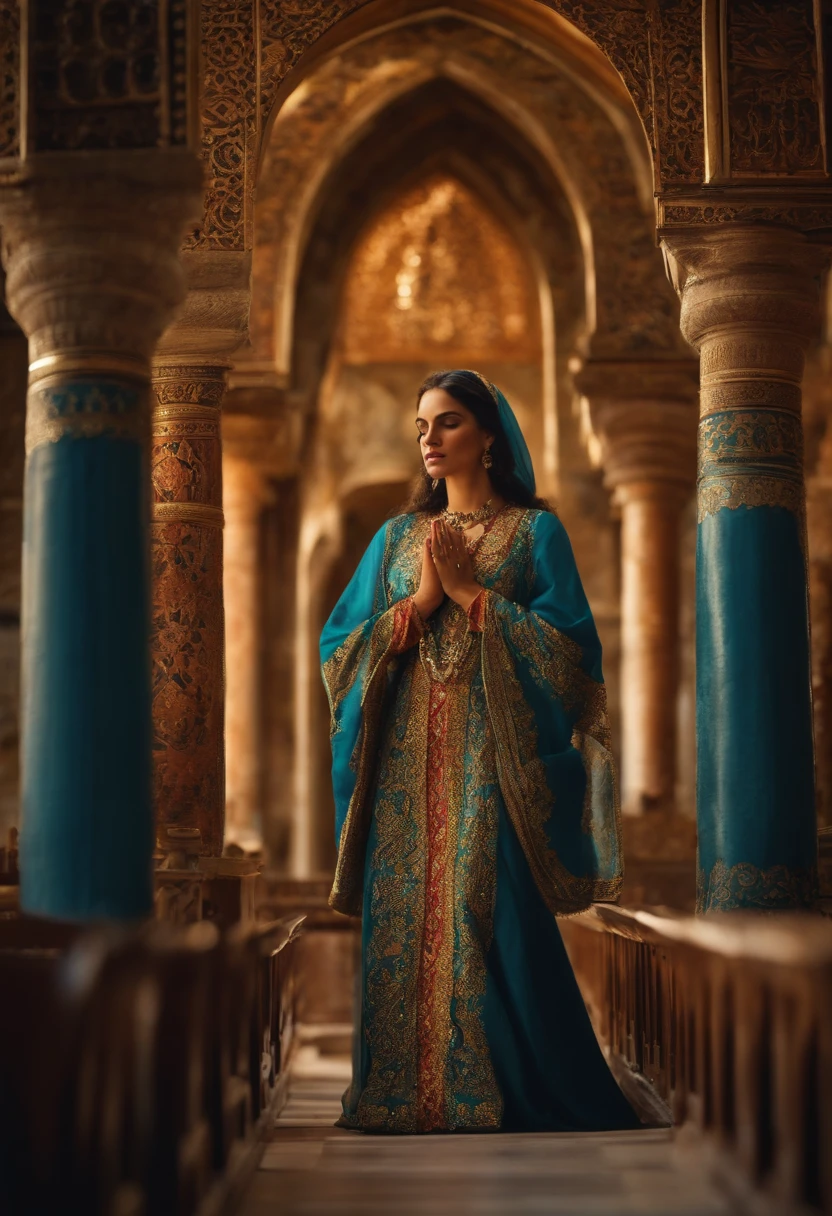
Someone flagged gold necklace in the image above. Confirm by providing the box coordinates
[442,498,495,528]
[419,621,474,684]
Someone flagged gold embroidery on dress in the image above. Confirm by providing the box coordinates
[328,507,619,1131]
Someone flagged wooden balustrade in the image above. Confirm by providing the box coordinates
[0,912,304,1216]
[560,906,832,1215]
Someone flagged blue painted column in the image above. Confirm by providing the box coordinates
[21,378,154,918]
[663,226,823,912]
[0,152,202,920]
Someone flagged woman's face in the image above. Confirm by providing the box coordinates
[416,388,493,482]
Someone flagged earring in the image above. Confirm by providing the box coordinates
[482,447,493,470]
[431,478,439,490]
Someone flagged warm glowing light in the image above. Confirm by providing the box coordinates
[342,175,539,362]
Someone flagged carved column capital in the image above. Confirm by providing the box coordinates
[575,358,699,496]
[662,225,826,368]
[0,151,203,373]
[661,225,829,531]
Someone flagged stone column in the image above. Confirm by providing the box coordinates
[578,362,698,816]
[662,226,825,913]
[0,151,202,920]
[150,251,251,865]
[223,456,274,849]
[151,361,228,857]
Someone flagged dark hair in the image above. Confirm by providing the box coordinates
[402,369,552,515]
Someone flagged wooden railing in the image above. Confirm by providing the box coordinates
[560,906,832,1215]
[0,912,304,1216]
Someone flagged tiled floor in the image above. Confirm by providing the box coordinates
[238,1032,736,1216]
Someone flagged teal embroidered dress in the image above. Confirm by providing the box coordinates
[321,504,639,1133]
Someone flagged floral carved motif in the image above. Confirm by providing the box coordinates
[648,0,704,182]
[0,0,19,159]
[186,0,256,250]
[661,203,832,228]
[258,0,370,130]
[726,0,824,176]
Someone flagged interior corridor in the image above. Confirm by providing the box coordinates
[239,1029,734,1216]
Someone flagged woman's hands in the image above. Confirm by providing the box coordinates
[429,519,481,610]
[412,535,444,621]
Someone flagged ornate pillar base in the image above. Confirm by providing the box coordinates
[663,225,825,912]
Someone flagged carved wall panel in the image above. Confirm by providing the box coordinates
[0,0,19,159]
[726,0,824,176]
[24,0,191,153]
[649,0,704,182]
[189,1,707,253]
[186,0,256,250]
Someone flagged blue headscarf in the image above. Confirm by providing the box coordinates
[464,371,536,495]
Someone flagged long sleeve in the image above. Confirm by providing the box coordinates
[476,510,621,916]
[320,522,423,914]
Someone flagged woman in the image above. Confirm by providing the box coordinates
[320,369,639,1134]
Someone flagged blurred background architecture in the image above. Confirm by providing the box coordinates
[1,1,832,1213]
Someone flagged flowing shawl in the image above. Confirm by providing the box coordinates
[320,506,622,920]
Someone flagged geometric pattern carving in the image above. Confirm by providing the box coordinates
[26,0,191,153]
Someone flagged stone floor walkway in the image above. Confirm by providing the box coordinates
[238,1033,737,1216]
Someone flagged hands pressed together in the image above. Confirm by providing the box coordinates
[412,519,481,620]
